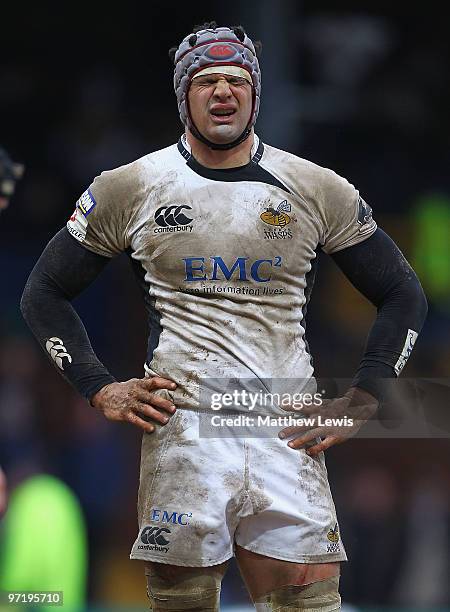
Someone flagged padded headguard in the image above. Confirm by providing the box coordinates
[172,25,261,149]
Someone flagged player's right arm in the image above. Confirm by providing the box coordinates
[20,169,177,433]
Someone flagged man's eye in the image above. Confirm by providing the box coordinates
[193,79,214,86]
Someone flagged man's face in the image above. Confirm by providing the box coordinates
[187,73,253,145]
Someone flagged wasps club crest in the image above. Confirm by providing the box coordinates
[327,524,340,543]
[260,200,291,227]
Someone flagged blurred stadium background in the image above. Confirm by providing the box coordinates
[1,1,449,610]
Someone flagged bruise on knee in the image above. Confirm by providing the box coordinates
[144,562,226,611]
[255,575,341,611]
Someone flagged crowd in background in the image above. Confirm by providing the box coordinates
[1,1,449,609]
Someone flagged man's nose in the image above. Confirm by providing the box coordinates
[212,79,232,98]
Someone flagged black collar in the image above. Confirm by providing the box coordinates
[176,137,290,193]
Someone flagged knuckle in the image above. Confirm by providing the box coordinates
[127,388,137,400]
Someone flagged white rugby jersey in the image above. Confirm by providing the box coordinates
[67,135,377,411]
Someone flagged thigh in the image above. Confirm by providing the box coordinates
[144,561,228,610]
[131,410,245,567]
[234,437,347,565]
[144,560,229,582]
[235,545,339,601]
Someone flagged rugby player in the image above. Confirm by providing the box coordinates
[21,22,427,611]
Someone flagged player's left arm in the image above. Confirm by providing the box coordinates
[280,228,428,455]
[331,227,428,395]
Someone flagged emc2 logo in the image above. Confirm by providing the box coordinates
[151,508,192,526]
[182,256,283,283]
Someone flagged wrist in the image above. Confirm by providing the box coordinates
[345,386,379,408]
[90,382,116,408]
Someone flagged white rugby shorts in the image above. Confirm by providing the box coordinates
[130,407,347,567]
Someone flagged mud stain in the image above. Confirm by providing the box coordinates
[249,474,273,513]
[222,470,243,495]
[297,452,327,506]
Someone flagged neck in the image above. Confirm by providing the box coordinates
[186,129,254,169]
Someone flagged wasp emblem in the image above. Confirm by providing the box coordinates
[327,524,340,543]
[260,200,291,227]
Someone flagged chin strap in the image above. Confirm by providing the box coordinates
[189,122,253,150]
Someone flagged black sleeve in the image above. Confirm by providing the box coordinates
[330,228,428,400]
[20,228,117,400]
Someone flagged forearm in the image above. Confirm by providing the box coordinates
[352,275,427,392]
[20,228,116,400]
[331,229,428,400]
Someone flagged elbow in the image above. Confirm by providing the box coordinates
[20,278,29,318]
[20,269,43,325]
[416,281,428,327]
[20,276,33,324]
[379,271,428,334]
[404,272,428,331]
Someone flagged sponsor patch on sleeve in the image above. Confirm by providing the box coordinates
[394,328,419,375]
[77,189,97,217]
[67,204,88,241]
[357,196,373,228]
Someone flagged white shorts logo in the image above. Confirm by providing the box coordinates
[45,337,73,370]
[394,329,418,375]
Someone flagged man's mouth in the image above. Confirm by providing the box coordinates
[211,109,236,116]
[209,106,236,122]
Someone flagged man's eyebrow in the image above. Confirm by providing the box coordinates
[192,76,217,83]
[193,75,249,84]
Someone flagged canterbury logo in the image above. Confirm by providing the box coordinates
[206,44,235,59]
[141,526,171,546]
[45,337,72,370]
[154,205,193,228]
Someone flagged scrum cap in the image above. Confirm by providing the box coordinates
[172,25,261,149]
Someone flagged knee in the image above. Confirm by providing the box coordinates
[144,562,226,611]
[255,575,341,611]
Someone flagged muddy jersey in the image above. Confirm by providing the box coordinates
[67,135,377,411]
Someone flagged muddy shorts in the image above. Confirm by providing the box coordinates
[130,409,347,567]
